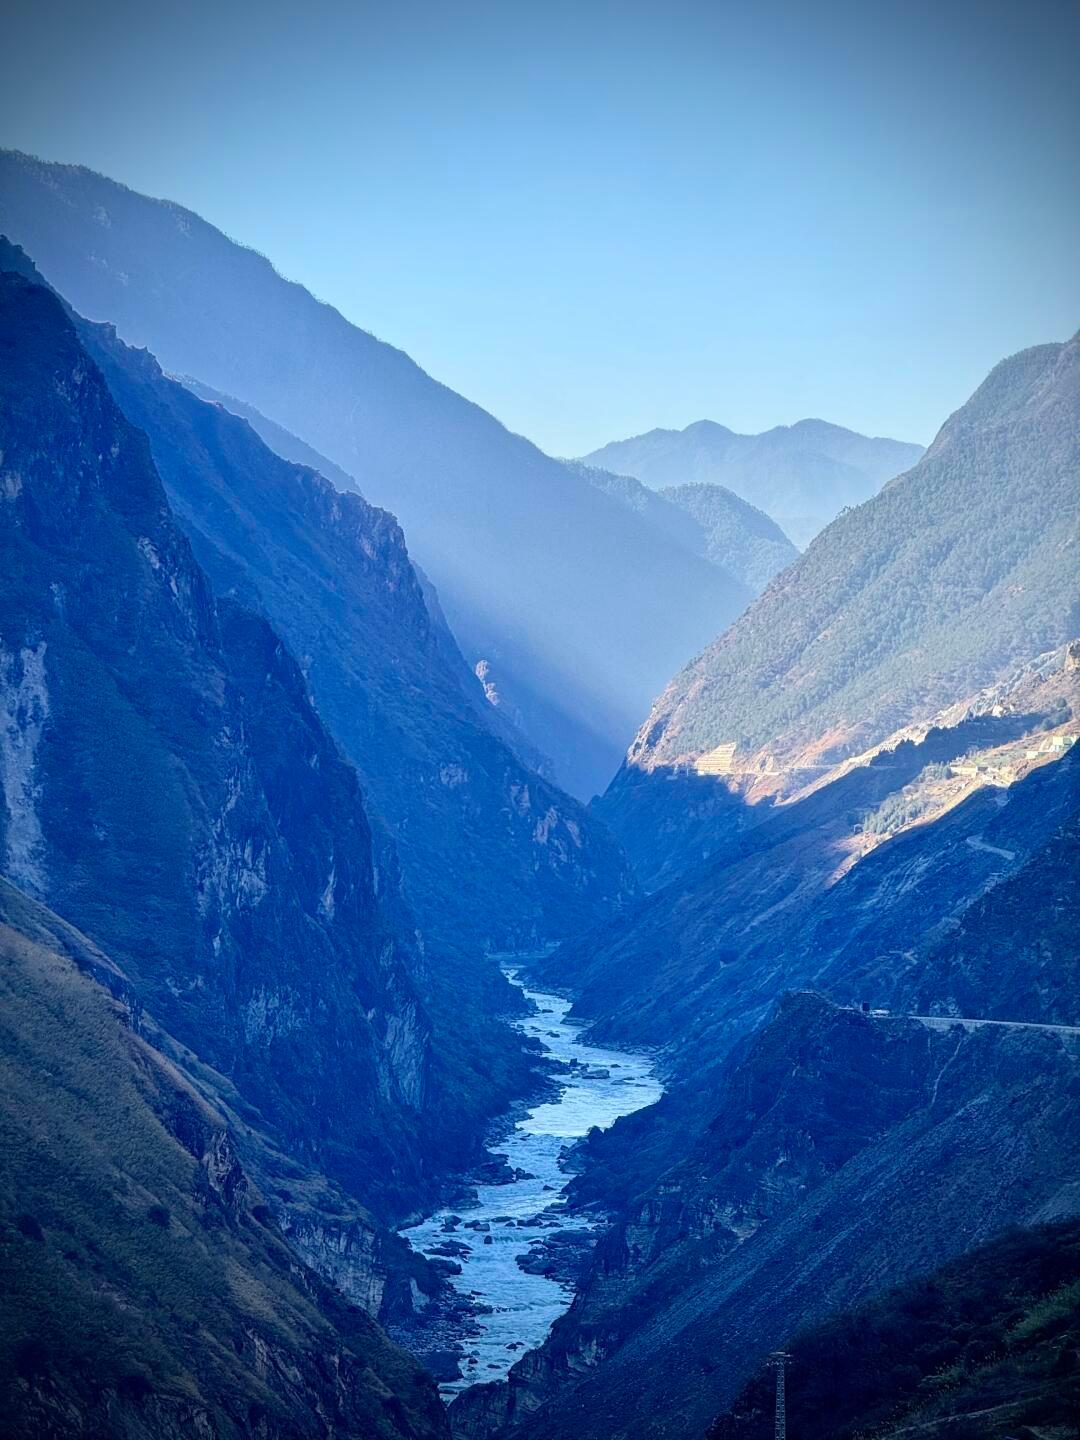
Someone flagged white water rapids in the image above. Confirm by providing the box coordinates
[400,966,662,1394]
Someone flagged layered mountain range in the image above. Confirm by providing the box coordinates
[0,233,645,1223]
[0,150,754,798]
[582,417,924,545]
[570,461,798,594]
[1,146,1077,1440]
[41,261,636,955]
[598,332,1080,883]
[449,329,1079,1439]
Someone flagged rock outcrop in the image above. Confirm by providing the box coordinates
[0,266,432,1215]
[0,890,449,1440]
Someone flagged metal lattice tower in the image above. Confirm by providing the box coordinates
[766,1351,790,1440]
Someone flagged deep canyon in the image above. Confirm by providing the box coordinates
[0,134,1077,1440]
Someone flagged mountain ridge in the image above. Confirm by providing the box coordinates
[0,149,753,798]
[568,459,796,593]
[582,415,924,545]
[595,329,1080,882]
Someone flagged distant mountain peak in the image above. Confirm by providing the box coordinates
[580,415,924,546]
[0,149,754,798]
[595,333,1080,885]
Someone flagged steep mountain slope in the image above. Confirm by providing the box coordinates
[172,373,557,781]
[0,267,450,1217]
[0,873,466,1368]
[0,239,635,958]
[598,333,1080,878]
[659,481,798,591]
[582,417,923,545]
[461,693,1080,1438]
[540,707,1079,1061]
[0,888,447,1440]
[571,460,794,594]
[451,996,1080,1440]
[0,150,751,798]
[896,808,1080,1025]
[707,1219,1080,1440]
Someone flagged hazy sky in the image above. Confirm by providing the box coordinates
[3,0,1078,454]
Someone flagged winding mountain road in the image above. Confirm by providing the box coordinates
[889,1013,1080,1036]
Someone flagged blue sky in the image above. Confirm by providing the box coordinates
[2,0,1078,454]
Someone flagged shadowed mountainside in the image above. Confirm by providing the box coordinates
[0,883,448,1440]
[0,149,752,798]
[707,1220,1080,1440]
[450,995,1080,1440]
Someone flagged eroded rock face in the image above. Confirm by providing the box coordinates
[0,641,50,896]
[0,268,432,1217]
[0,902,449,1440]
[280,1209,387,1316]
[77,310,638,957]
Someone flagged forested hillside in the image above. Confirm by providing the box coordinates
[659,481,798,591]
[708,1221,1080,1440]
[599,333,1080,879]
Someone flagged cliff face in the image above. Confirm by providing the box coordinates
[451,998,1080,1440]
[0,888,448,1440]
[0,269,432,1215]
[0,150,752,799]
[70,308,637,955]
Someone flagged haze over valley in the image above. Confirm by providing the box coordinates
[1,4,1078,1437]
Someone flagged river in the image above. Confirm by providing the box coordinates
[400,965,663,1394]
